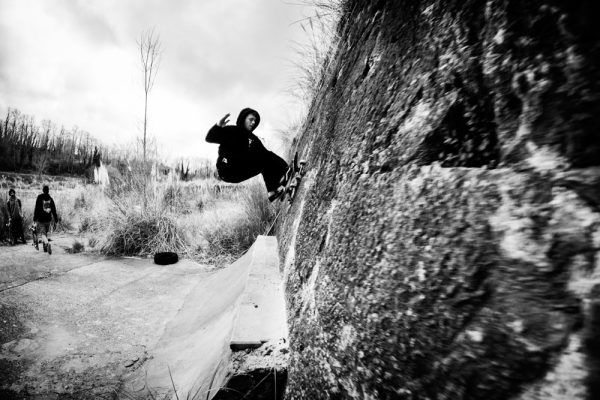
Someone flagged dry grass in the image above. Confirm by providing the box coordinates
[288,1,344,104]
[68,174,276,264]
[182,178,277,265]
[101,212,186,256]
[1,171,277,265]
[84,175,188,257]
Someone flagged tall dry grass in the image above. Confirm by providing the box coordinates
[100,201,187,257]
[72,174,276,264]
[195,179,276,263]
[288,1,344,104]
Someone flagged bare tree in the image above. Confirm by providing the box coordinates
[138,29,161,171]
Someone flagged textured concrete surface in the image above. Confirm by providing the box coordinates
[230,236,288,350]
[0,234,213,399]
[122,235,288,399]
[1,234,287,399]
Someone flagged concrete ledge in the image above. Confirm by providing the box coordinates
[230,235,288,351]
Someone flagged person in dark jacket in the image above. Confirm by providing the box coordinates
[6,188,26,244]
[33,185,59,254]
[206,108,290,201]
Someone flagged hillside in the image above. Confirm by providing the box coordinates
[277,1,600,399]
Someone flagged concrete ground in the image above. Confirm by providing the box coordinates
[0,234,216,399]
[0,234,287,400]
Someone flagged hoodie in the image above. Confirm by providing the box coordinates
[34,193,58,223]
[205,108,266,162]
[235,107,261,128]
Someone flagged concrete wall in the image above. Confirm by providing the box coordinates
[278,1,600,399]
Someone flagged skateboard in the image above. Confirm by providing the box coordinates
[7,220,14,246]
[284,152,307,204]
[30,223,39,251]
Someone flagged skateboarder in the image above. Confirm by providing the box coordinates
[206,108,290,201]
[33,185,59,254]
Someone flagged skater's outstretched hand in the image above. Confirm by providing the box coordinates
[218,113,230,127]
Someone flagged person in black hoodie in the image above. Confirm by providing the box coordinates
[206,108,290,201]
[33,185,59,254]
[6,188,26,244]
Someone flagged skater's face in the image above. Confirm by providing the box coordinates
[244,114,258,132]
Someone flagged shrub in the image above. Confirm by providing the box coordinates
[99,196,187,257]
[95,179,190,257]
[70,240,85,253]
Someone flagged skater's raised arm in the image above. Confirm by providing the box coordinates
[205,113,231,143]
[218,113,230,127]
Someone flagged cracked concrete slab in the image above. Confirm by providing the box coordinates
[1,234,288,400]
[0,234,213,399]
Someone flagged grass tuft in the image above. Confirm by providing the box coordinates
[99,191,187,257]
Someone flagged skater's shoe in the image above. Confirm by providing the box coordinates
[268,186,286,202]
[43,243,47,252]
[280,166,293,187]
[47,243,52,255]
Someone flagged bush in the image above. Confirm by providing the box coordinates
[99,193,187,257]
[70,240,85,253]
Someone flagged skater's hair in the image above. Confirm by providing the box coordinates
[42,185,49,194]
[236,108,260,129]
[8,188,15,196]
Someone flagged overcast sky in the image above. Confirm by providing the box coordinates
[0,0,318,162]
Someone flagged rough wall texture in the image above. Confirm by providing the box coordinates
[277,0,600,399]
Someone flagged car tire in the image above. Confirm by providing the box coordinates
[154,252,179,265]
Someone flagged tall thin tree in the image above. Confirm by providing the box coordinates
[138,29,161,207]
[138,29,161,172]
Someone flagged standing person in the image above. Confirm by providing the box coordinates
[206,108,291,201]
[6,188,26,245]
[33,185,59,254]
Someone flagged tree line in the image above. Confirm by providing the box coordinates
[0,107,141,176]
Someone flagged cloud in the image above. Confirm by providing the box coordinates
[0,0,315,162]
[55,0,118,46]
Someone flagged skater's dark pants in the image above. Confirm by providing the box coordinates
[217,150,288,192]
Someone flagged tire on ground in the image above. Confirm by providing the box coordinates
[154,252,179,265]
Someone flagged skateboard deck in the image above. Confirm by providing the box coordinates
[284,152,307,203]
